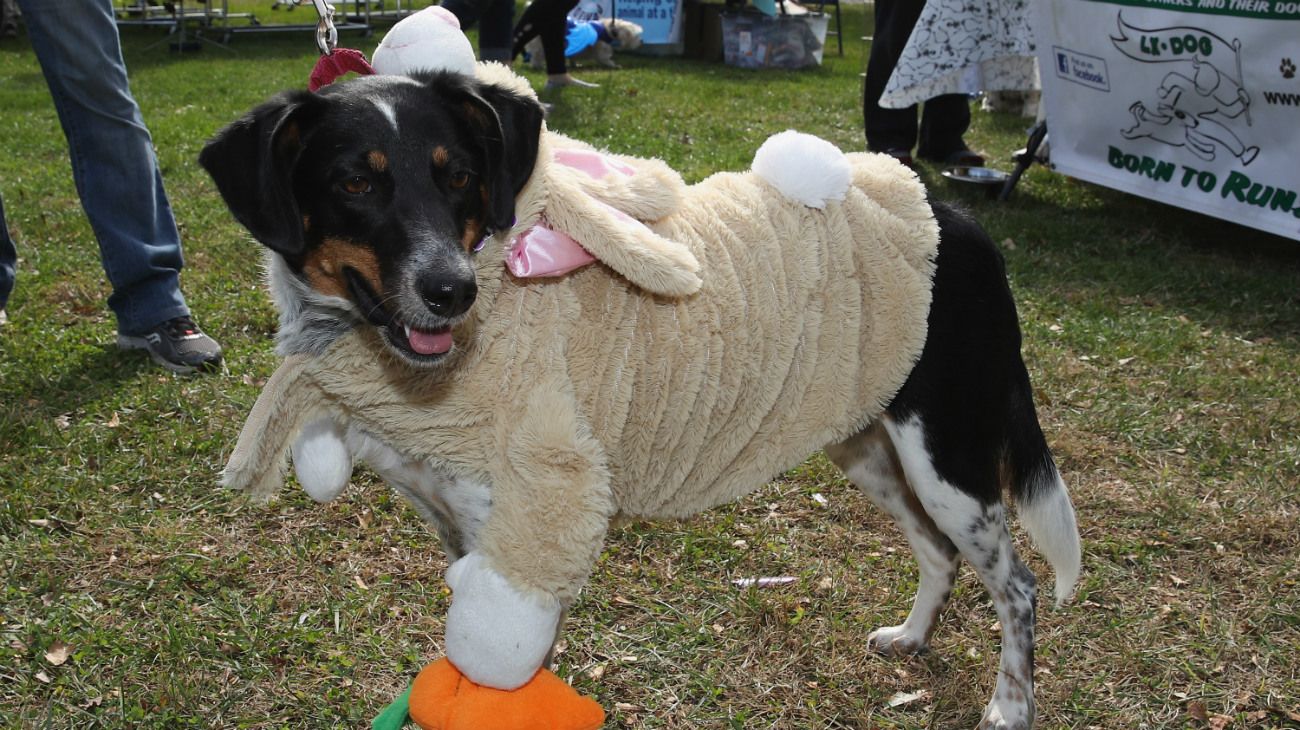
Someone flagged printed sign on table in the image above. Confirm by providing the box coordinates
[1035,0,1300,240]
[570,0,683,46]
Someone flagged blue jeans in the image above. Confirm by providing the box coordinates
[0,0,189,334]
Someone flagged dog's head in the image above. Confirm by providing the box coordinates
[604,19,644,51]
[200,72,544,367]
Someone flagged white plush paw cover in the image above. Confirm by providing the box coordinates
[444,552,563,690]
[291,417,352,503]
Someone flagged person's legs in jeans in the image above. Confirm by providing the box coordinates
[477,0,515,61]
[17,0,189,336]
[441,0,514,61]
[0,193,14,321]
[862,0,925,155]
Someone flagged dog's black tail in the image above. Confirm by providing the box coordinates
[931,201,1080,605]
[915,200,1081,606]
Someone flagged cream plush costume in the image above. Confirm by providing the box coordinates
[224,58,939,698]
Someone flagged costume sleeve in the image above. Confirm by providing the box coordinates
[443,375,615,689]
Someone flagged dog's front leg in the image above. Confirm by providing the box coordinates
[443,383,615,690]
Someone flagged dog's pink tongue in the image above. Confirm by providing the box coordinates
[408,327,453,355]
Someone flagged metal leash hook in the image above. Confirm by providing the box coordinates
[311,0,338,56]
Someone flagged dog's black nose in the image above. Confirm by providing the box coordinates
[418,273,477,318]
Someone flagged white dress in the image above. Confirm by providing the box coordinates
[880,0,1040,109]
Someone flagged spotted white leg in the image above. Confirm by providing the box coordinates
[884,417,1038,730]
[826,422,960,657]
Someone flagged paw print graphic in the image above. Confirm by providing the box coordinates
[1283,58,1297,80]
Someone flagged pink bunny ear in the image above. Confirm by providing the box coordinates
[553,148,637,179]
[308,48,376,92]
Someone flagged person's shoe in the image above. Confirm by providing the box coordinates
[877,148,915,168]
[0,309,7,326]
[920,147,986,168]
[117,315,223,374]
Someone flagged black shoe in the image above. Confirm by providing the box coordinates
[877,148,915,168]
[117,315,223,374]
[919,147,986,168]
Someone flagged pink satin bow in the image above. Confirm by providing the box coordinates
[505,149,639,279]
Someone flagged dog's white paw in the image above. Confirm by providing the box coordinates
[866,625,928,656]
[977,698,1033,730]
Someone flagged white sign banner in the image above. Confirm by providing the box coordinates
[1035,0,1300,241]
[570,0,683,46]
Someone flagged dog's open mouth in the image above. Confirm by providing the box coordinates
[400,324,453,356]
[345,267,456,363]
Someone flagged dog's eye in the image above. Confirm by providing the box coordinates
[342,175,372,195]
[449,171,470,189]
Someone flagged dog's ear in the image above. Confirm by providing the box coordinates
[200,90,324,259]
[449,80,544,233]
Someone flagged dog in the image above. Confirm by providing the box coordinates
[525,17,643,70]
[201,70,1080,730]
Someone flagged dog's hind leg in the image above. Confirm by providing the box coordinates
[883,414,1038,730]
[825,422,960,656]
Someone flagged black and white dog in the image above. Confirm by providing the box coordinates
[201,71,1080,730]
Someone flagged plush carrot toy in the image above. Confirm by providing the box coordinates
[372,660,604,730]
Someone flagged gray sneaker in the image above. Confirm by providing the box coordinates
[117,315,223,374]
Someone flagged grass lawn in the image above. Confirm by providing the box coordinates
[2,3,1298,728]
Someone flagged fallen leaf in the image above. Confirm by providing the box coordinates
[36,671,52,684]
[106,412,120,428]
[614,702,639,712]
[44,642,71,666]
[1187,701,1209,723]
[1208,714,1232,730]
[732,576,797,588]
[886,690,927,708]
[1000,237,1016,250]
[54,414,72,430]
[80,696,103,709]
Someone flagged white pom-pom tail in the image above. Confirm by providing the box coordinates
[752,130,852,209]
